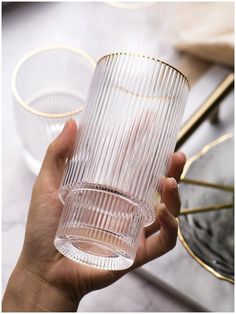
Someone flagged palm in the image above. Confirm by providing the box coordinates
[20,120,185,305]
[23,188,129,297]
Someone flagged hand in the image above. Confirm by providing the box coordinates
[3,119,186,312]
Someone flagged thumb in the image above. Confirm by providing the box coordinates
[36,119,77,192]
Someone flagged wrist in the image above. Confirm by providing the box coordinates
[3,262,79,312]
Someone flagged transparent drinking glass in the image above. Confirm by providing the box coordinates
[54,52,189,270]
[12,45,96,175]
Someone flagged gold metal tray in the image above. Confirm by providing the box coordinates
[178,134,234,284]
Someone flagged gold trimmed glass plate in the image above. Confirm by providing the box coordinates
[178,134,234,283]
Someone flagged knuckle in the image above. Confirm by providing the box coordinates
[164,234,177,252]
[168,218,178,236]
[32,180,39,195]
[172,218,179,232]
[47,139,60,157]
[47,141,56,154]
[168,236,177,251]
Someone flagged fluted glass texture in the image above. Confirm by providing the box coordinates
[55,53,189,270]
[12,46,95,175]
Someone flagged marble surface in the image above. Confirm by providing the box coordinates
[2,2,234,312]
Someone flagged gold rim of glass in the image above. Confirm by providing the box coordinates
[11,44,96,118]
[97,51,190,89]
[178,133,234,284]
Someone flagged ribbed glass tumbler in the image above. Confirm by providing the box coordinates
[54,52,189,270]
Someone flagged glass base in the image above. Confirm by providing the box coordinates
[54,188,146,270]
[54,235,134,270]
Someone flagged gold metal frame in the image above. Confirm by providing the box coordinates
[179,203,233,215]
[11,45,96,119]
[176,73,234,150]
[180,177,234,192]
[178,133,234,284]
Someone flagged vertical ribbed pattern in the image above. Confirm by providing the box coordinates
[60,53,189,224]
[55,53,189,270]
[55,189,144,270]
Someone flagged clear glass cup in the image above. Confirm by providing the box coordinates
[12,45,96,175]
[54,52,189,270]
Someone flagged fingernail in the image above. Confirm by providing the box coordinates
[61,119,72,134]
[168,177,177,189]
[177,151,186,161]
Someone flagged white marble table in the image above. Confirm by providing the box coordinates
[2,2,234,312]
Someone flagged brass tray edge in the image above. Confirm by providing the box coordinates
[178,133,234,284]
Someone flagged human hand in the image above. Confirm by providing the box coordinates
[3,119,186,312]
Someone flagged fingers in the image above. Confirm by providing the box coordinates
[35,119,77,192]
[167,152,186,183]
[145,175,182,237]
[145,168,184,238]
[161,152,186,216]
[142,204,178,263]
[161,177,181,217]
[144,216,160,238]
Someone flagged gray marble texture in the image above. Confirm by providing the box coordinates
[2,2,234,312]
